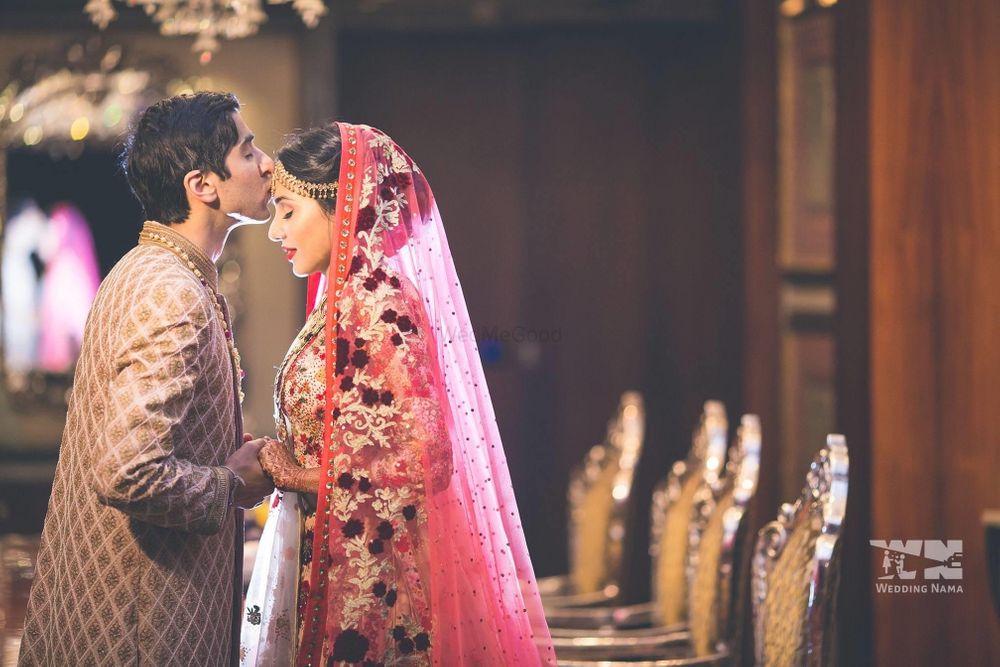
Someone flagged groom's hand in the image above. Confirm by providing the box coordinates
[224,437,274,508]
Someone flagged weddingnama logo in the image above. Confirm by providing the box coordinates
[869,539,964,594]
[449,325,564,344]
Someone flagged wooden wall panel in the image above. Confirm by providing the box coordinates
[738,0,781,570]
[869,0,1000,664]
[834,0,873,663]
[634,21,743,600]
[518,33,651,581]
[738,1,781,662]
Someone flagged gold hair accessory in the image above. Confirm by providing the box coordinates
[272,160,338,199]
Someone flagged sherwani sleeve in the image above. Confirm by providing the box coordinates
[91,280,233,534]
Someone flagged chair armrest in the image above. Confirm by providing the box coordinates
[556,647,730,667]
[539,574,573,597]
[552,627,692,661]
[543,587,620,609]
[547,602,662,631]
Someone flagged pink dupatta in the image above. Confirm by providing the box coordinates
[298,123,555,665]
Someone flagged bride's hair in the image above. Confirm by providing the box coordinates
[275,123,342,214]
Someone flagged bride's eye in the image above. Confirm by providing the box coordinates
[283,210,293,220]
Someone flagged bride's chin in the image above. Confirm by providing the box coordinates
[291,264,319,279]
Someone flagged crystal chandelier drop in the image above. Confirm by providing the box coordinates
[85,1,328,61]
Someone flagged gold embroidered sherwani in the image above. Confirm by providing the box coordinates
[19,222,243,667]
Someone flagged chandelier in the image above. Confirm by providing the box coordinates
[0,39,171,156]
[85,1,328,61]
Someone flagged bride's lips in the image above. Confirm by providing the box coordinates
[282,247,297,261]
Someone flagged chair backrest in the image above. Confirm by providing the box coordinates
[687,414,762,656]
[649,400,728,626]
[567,391,645,594]
[752,435,848,667]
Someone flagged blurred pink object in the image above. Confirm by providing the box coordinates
[37,203,100,373]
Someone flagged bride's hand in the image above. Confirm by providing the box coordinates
[257,439,307,492]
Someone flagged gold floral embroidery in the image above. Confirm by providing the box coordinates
[275,258,447,663]
[368,130,418,175]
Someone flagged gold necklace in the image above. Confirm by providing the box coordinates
[139,229,245,403]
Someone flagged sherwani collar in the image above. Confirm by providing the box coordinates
[139,220,220,292]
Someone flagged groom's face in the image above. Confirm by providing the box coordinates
[213,112,274,222]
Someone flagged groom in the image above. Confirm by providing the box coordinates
[19,92,274,666]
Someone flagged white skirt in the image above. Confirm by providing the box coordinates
[240,490,301,666]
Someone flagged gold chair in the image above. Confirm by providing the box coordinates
[539,391,646,608]
[551,411,760,663]
[688,414,761,656]
[752,435,847,667]
[651,401,729,627]
[557,434,848,667]
[546,401,730,630]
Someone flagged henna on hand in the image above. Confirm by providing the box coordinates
[257,439,316,493]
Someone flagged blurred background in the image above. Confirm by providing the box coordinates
[0,1,996,665]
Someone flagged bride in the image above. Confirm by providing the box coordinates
[240,122,555,666]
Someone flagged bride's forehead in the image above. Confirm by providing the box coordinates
[272,183,303,204]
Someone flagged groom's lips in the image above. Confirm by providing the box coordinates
[282,247,296,261]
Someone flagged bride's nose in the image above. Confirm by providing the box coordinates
[268,215,283,243]
[260,152,275,176]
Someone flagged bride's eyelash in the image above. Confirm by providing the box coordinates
[283,210,293,220]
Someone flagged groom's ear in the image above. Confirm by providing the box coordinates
[183,168,219,206]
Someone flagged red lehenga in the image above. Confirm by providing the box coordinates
[241,124,555,666]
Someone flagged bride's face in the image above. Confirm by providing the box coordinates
[268,183,333,277]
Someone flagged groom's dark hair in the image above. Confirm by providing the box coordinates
[121,91,240,224]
